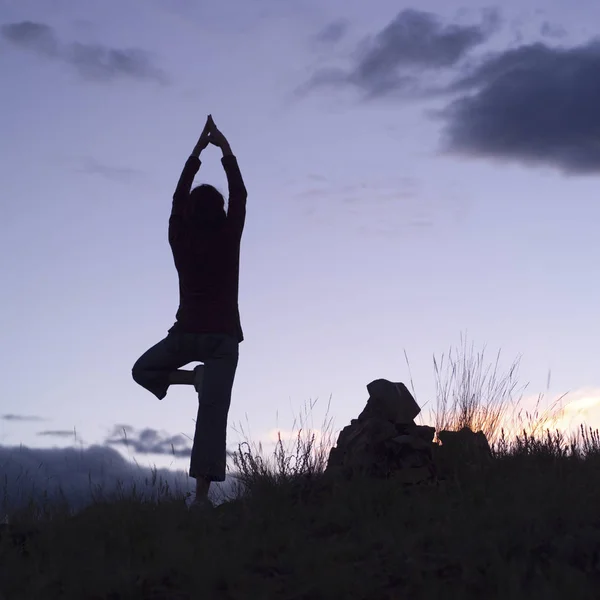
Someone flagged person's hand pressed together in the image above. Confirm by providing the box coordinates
[192,115,213,157]
[207,115,233,157]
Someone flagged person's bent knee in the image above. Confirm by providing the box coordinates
[131,361,147,386]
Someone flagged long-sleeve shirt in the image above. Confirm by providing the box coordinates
[167,154,247,342]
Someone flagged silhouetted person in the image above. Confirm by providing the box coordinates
[132,115,247,509]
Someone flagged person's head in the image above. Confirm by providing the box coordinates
[188,184,226,230]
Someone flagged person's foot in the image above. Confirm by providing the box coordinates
[168,369,195,385]
[188,496,213,512]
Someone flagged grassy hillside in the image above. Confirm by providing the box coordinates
[1,344,599,599]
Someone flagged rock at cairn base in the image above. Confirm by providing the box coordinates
[434,427,493,476]
[325,379,437,485]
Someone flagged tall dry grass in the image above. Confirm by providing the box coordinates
[228,335,587,496]
[228,395,337,501]
[427,334,574,453]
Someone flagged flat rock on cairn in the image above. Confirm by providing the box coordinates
[325,379,438,485]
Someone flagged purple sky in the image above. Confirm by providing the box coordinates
[1,0,600,508]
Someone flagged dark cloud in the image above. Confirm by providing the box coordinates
[313,19,349,44]
[36,430,77,438]
[300,9,600,175]
[1,21,167,84]
[0,444,243,521]
[356,9,497,70]
[301,9,500,99]
[65,43,167,83]
[434,40,600,174]
[0,21,59,55]
[104,425,193,458]
[2,414,46,422]
[78,158,145,183]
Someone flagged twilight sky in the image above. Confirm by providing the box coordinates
[1,0,600,509]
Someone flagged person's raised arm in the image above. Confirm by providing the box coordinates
[171,115,212,217]
[208,117,247,235]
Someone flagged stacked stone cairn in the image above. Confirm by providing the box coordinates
[324,379,493,485]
